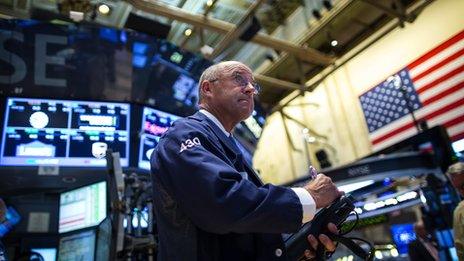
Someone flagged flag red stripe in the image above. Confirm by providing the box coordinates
[411,48,464,82]
[422,81,464,106]
[416,64,464,94]
[423,97,464,121]
[451,132,464,142]
[408,30,464,70]
[372,97,464,145]
[443,115,464,129]
[372,121,416,145]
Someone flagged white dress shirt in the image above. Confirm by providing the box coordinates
[199,109,316,223]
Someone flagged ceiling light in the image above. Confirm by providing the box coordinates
[97,3,111,15]
[331,39,338,47]
[69,11,84,22]
[184,28,192,36]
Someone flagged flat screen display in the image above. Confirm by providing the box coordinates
[0,97,130,167]
[390,223,416,254]
[58,230,96,261]
[130,36,212,117]
[59,181,107,233]
[138,107,180,170]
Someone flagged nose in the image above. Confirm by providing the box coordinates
[242,82,257,95]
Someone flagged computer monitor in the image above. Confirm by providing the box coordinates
[130,37,212,117]
[390,223,416,255]
[58,229,96,261]
[59,181,107,233]
[0,97,130,167]
[96,218,112,261]
[30,248,57,261]
[138,107,180,170]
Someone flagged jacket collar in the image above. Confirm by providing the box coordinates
[190,111,238,154]
[190,111,263,186]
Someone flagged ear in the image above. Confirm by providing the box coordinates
[200,80,214,98]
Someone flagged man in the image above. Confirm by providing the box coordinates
[151,61,343,261]
[446,162,464,260]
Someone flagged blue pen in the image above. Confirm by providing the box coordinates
[309,166,318,180]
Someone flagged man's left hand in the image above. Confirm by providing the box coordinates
[303,223,338,259]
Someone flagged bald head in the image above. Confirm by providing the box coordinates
[198,61,252,104]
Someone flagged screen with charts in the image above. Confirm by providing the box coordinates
[138,107,180,170]
[58,229,96,261]
[0,97,130,167]
[59,181,107,233]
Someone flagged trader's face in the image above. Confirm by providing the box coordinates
[450,174,464,197]
[210,63,255,122]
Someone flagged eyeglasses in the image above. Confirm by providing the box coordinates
[210,72,261,95]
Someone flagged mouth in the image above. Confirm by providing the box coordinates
[238,97,252,103]
[238,99,252,106]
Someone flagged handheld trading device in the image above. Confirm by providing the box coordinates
[285,195,373,261]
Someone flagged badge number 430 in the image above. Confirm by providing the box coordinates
[179,137,201,153]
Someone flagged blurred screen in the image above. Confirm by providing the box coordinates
[0,97,130,167]
[435,229,454,248]
[31,248,57,261]
[0,20,132,101]
[59,181,106,233]
[58,230,96,261]
[390,223,416,254]
[95,218,111,261]
[0,206,21,237]
[130,36,212,117]
[138,107,180,170]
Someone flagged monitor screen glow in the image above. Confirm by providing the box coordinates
[390,223,416,255]
[59,181,107,233]
[0,97,130,167]
[138,107,180,170]
[58,230,96,261]
[96,217,112,261]
[31,248,57,261]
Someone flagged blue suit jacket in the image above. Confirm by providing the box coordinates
[151,112,303,261]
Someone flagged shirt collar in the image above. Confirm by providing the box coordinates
[199,109,231,137]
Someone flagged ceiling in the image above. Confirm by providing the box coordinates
[0,0,434,111]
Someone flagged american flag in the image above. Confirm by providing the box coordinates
[359,30,464,151]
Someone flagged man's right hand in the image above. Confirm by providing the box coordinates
[304,174,343,208]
